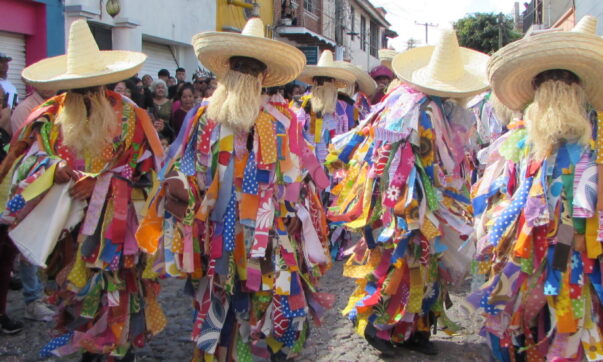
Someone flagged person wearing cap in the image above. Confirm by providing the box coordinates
[0,20,165,359]
[136,17,332,360]
[0,52,18,111]
[327,28,490,356]
[369,65,395,105]
[469,15,603,361]
[336,61,377,119]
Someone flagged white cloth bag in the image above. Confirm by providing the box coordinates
[9,181,86,267]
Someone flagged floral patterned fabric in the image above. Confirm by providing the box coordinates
[2,90,162,358]
[469,120,603,361]
[327,85,476,344]
[136,96,333,360]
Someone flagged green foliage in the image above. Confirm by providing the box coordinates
[454,12,521,54]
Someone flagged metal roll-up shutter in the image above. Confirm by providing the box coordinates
[140,41,179,80]
[0,31,26,104]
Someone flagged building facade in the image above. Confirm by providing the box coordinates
[521,0,575,33]
[0,0,64,99]
[63,0,216,81]
[273,0,394,72]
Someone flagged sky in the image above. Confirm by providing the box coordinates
[370,0,520,50]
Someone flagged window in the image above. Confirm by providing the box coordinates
[360,15,366,51]
[370,21,379,57]
[304,0,313,13]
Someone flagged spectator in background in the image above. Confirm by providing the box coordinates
[142,74,154,109]
[0,86,11,135]
[142,74,153,88]
[0,52,18,110]
[193,88,203,105]
[175,67,186,83]
[171,83,194,136]
[369,65,394,104]
[0,85,21,335]
[110,80,127,96]
[204,78,217,98]
[169,67,186,99]
[167,76,177,88]
[158,68,170,83]
[149,79,173,139]
[11,86,56,135]
[284,82,303,102]
[125,77,145,107]
[194,75,208,93]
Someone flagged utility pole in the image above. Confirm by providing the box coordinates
[407,38,416,49]
[415,21,438,44]
[498,12,503,50]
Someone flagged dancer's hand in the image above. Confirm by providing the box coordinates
[70,176,96,200]
[54,161,77,184]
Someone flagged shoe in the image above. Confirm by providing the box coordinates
[364,323,398,357]
[400,332,438,356]
[0,314,23,334]
[24,300,55,322]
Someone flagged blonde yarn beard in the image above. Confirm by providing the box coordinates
[207,71,263,132]
[310,82,337,114]
[55,91,118,159]
[525,80,591,160]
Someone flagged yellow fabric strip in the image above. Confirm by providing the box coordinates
[21,162,58,202]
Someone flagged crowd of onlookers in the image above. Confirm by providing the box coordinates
[107,67,218,149]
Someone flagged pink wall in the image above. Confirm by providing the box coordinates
[0,0,47,65]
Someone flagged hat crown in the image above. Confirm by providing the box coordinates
[572,15,597,34]
[316,50,336,67]
[67,20,103,75]
[241,18,265,38]
[425,29,464,82]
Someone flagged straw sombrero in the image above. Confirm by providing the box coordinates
[489,15,603,111]
[193,18,305,88]
[22,20,146,90]
[392,29,490,98]
[297,50,356,88]
[335,61,377,97]
[378,48,397,71]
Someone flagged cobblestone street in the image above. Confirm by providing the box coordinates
[0,261,489,361]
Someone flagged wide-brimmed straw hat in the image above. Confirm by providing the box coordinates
[297,50,356,88]
[22,20,146,90]
[193,18,305,87]
[392,29,490,98]
[335,61,377,97]
[489,15,603,111]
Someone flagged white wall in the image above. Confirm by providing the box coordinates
[64,0,216,79]
[346,1,381,72]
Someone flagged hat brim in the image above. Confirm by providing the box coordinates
[22,51,146,90]
[392,46,490,98]
[335,62,377,97]
[193,32,306,88]
[297,66,356,89]
[489,32,603,111]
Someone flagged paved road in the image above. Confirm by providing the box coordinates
[0,262,490,361]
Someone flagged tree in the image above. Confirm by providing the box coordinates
[454,13,521,54]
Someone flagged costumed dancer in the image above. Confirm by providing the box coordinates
[0,20,165,360]
[469,16,603,361]
[327,29,489,356]
[296,51,358,259]
[135,18,333,360]
[336,61,377,119]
